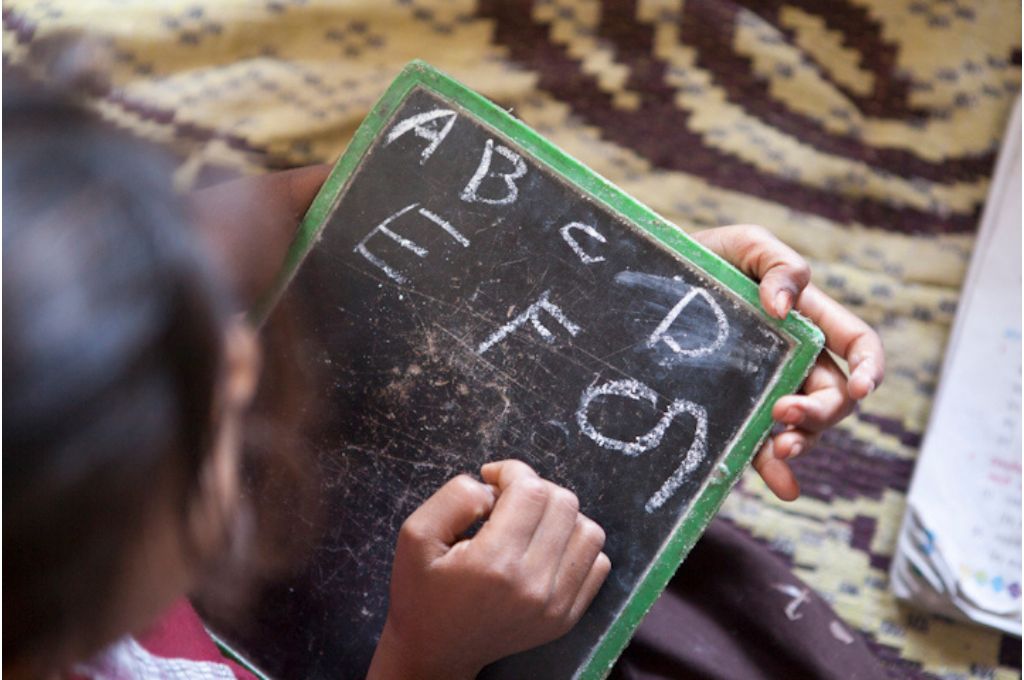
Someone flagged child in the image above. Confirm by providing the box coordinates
[3,83,883,679]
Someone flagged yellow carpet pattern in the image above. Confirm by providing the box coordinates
[4,0,1020,677]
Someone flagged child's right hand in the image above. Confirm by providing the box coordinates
[367,459,610,680]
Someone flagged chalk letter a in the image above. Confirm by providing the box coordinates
[386,109,458,164]
[461,139,527,206]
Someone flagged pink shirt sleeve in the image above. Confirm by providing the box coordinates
[70,599,259,680]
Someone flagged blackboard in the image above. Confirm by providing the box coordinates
[209,62,823,679]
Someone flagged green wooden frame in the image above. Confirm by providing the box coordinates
[250,60,823,679]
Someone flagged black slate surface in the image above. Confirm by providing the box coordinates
[214,87,790,679]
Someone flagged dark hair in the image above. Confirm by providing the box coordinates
[2,82,233,663]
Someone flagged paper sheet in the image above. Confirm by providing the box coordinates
[891,98,1022,635]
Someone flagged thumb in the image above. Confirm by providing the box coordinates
[189,164,331,307]
[480,458,540,491]
[758,259,812,321]
[399,475,496,561]
[692,225,811,319]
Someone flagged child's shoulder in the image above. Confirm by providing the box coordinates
[69,599,257,680]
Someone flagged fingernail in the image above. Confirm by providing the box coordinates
[784,406,803,425]
[789,444,803,459]
[853,364,876,396]
[774,290,792,318]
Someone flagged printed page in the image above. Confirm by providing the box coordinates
[895,98,1021,633]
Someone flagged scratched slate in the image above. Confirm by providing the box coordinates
[218,87,791,679]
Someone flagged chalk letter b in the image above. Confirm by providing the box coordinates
[461,139,527,206]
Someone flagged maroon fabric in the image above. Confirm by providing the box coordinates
[612,519,890,680]
[138,599,257,679]
[69,599,257,680]
[68,527,891,678]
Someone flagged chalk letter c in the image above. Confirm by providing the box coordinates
[560,222,607,264]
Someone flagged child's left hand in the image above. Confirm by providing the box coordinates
[693,225,885,501]
[190,164,332,307]
[193,169,884,502]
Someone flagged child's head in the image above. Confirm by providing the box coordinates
[3,82,260,674]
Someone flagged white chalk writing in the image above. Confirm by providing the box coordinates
[647,280,729,358]
[354,203,471,284]
[417,207,471,247]
[772,584,811,621]
[476,289,581,354]
[643,404,707,513]
[385,108,457,164]
[460,138,527,205]
[575,378,709,513]
[560,222,607,264]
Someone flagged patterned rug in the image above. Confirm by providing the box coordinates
[4,1,1020,677]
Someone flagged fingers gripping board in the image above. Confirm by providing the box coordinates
[221,61,823,679]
